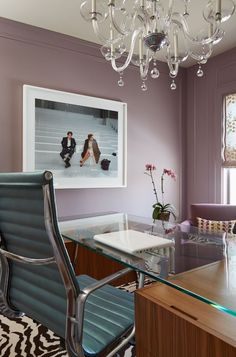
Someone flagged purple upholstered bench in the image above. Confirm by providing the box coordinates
[181,203,236,233]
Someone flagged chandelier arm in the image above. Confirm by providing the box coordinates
[189,44,213,62]
[171,12,222,45]
[167,0,174,22]
[92,18,110,43]
[141,7,154,34]
[108,4,128,36]
[111,29,142,73]
[139,50,151,79]
[167,57,179,77]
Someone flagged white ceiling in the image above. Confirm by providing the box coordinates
[0,0,236,67]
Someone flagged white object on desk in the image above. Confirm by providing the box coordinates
[94,229,174,254]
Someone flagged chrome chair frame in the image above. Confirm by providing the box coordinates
[0,172,136,357]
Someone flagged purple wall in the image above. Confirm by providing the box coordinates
[0,17,184,219]
[186,46,236,213]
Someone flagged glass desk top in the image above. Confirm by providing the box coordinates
[60,212,236,318]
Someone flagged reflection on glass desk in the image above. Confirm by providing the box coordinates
[60,212,236,318]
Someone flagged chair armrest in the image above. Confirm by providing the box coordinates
[81,267,132,296]
[75,267,133,347]
[0,248,56,265]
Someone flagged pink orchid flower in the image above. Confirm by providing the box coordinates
[145,164,156,171]
[163,168,177,180]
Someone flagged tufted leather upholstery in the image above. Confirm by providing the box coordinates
[0,172,70,337]
[78,275,134,356]
[0,172,134,357]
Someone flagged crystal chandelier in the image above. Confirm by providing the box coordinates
[80,0,235,91]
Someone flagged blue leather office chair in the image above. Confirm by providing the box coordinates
[0,171,134,357]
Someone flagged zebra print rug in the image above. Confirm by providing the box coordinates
[0,314,136,357]
[0,280,146,357]
[0,315,66,357]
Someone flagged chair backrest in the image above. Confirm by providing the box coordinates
[0,171,78,339]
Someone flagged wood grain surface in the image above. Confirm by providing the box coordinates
[135,282,236,357]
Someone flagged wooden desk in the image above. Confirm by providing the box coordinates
[169,260,236,312]
[135,261,236,357]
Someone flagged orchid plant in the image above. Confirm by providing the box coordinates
[145,164,177,221]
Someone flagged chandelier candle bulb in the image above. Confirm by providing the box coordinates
[216,0,222,21]
[152,1,157,13]
[208,23,213,37]
[140,0,145,8]
[139,36,144,60]
[216,0,222,14]
[174,31,178,60]
[92,0,96,14]
[110,26,114,56]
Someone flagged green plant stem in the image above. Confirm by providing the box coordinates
[149,170,159,203]
[161,173,164,204]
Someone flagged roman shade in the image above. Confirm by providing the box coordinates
[223,93,236,167]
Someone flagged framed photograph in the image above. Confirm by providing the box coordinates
[23,85,127,189]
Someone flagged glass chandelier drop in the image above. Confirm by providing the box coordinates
[80,0,235,91]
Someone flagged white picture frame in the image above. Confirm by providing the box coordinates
[23,85,127,189]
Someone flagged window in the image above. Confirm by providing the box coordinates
[223,168,236,204]
[223,93,236,204]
